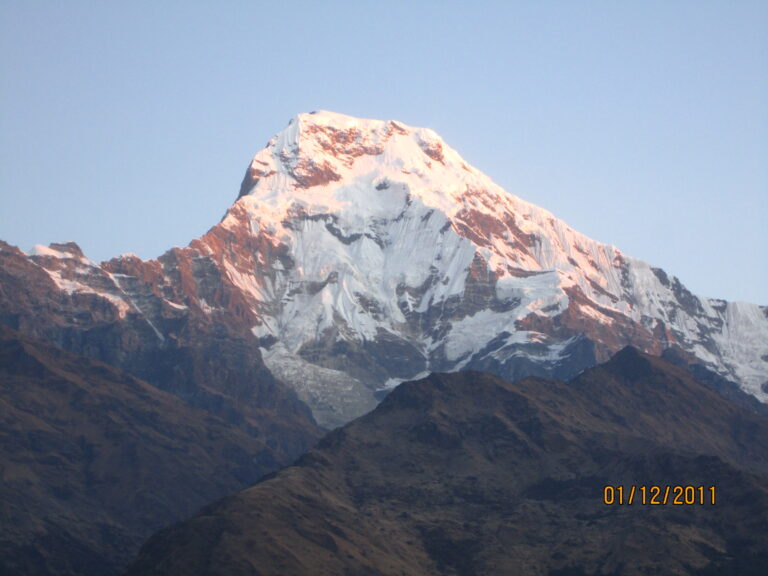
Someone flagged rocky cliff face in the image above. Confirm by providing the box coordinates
[0,240,321,454]
[2,111,767,428]
[125,349,768,576]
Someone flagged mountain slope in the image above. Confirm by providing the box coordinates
[125,349,768,576]
[2,111,767,427]
[226,111,768,417]
[0,240,322,452]
[0,325,316,576]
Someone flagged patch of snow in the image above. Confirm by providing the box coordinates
[108,273,165,341]
[28,244,94,266]
[198,299,214,315]
[43,268,132,317]
[381,370,431,391]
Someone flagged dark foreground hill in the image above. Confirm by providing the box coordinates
[127,348,768,576]
[0,325,319,576]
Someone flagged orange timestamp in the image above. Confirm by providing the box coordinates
[603,485,716,506]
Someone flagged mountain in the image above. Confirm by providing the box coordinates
[0,239,321,452]
[125,348,768,576]
[3,111,765,428]
[0,325,318,576]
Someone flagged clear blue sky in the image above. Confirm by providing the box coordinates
[1,1,766,304]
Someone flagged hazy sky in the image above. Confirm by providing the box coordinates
[1,1,766,303]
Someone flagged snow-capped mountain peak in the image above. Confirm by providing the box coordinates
[199,112,768,426]
[12,112,767,428]
[237,110,478,208]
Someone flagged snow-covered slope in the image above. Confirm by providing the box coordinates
[202,111,766,424]
[10,111,768,427]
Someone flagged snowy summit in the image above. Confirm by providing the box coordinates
[22,111,768,427]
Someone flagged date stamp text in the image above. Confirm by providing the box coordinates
[602,485,716,506]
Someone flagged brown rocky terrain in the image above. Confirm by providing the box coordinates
[0,325,319,576]
[126,348,768,576]
[0,240,322,458]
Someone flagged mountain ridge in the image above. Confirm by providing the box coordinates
[0,324,316,576]
[2,111,766,428]
[125,348,768,576]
